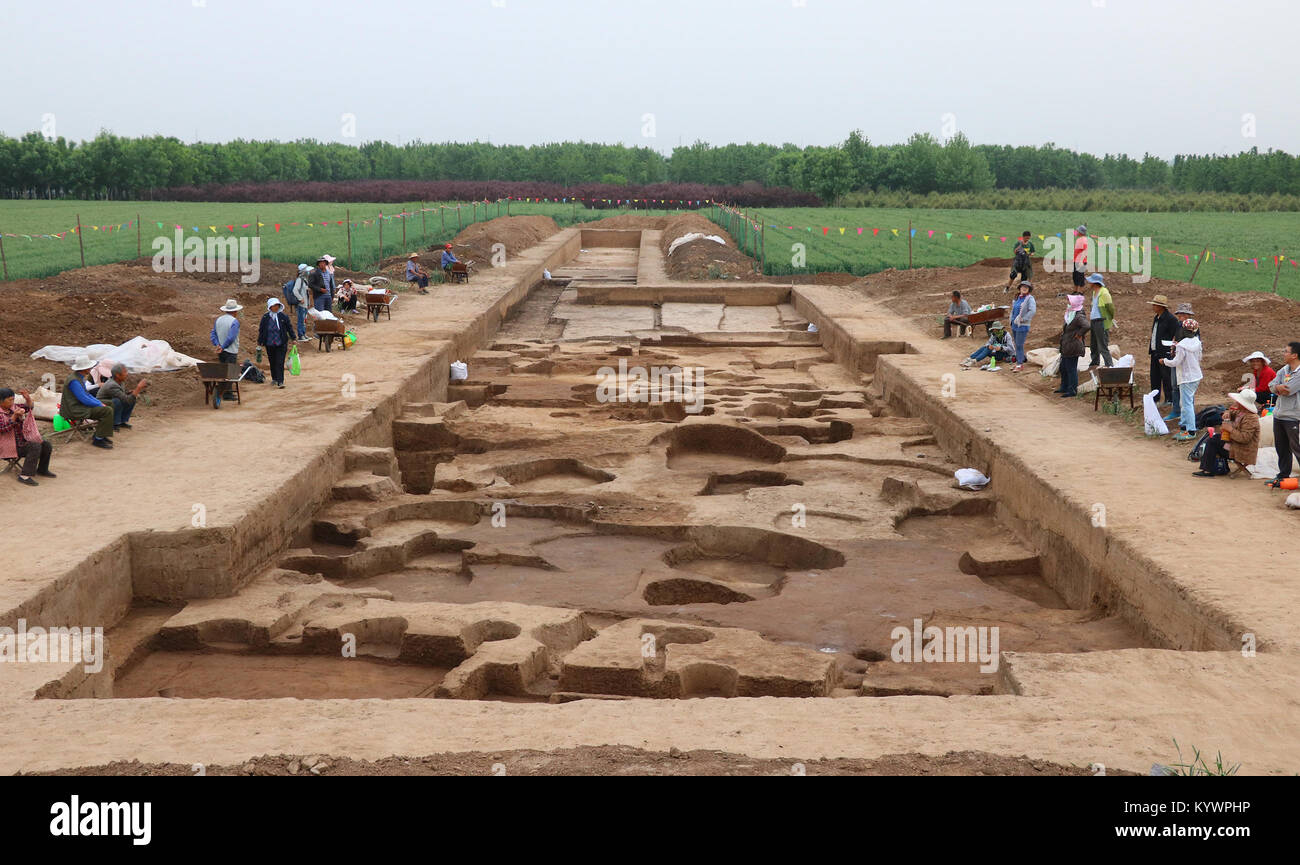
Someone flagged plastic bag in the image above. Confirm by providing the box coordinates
[1143,390,1170,436]
[450,361,468,382]
[344,330,357,346]
[289,345,301,376]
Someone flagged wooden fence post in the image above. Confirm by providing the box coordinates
[76,214,86,268]
[1187,245,1209,284]
[346,208,352,270]
[0,230,8,280]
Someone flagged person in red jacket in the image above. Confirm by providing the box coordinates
[1243,351,1276,411]
[1072,224,1089,289]
[0,387,55,486]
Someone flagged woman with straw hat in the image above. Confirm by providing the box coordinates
[1193,390,1260,477]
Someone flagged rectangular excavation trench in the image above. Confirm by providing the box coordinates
[24,230,1234,718]
[43,253,1198,707]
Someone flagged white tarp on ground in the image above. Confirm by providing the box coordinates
[667,233,726,257]
[31,337,202,375]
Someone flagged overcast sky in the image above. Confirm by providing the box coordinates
[2,0,1296,158]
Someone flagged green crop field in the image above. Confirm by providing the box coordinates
[0,199,685,281]
[712,206,1300,298]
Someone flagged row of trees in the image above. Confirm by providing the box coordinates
[3,129,1299,203]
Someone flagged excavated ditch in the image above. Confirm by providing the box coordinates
[84,281,1150,705]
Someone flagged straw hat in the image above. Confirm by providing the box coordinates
[1145,294,1170,308]
[408,252,419,259]
[1229,390,1259,413]
[70,354,96,372]
[1243,351,1272,365]
[220,299,243,312]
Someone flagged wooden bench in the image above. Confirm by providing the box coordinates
[313,318,348,352]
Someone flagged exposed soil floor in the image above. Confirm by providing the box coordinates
[27,746,1104,776]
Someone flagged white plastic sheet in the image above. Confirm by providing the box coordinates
[31,336,201,375]
[954,469,991,490]
[667,233,726,257]
[1143,389,1170,436]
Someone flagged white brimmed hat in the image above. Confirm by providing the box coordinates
[1229,390,1259,413]
[297,263,309,272]
[267,297,283,310]
[70,354,95,372]
[1243,351,1272,365]
[320,254,336,263]
[220,299,243,312]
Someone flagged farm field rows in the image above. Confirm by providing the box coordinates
[0,200,686,280]
[719,206,1300,297]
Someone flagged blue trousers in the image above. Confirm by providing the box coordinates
[291,303,307,338]
[1012,329,1029,363]
[111,396,135,426]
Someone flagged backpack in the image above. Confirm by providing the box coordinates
[282,278,297,306]
[240,360,265,384]
[1188,431,1213,461]
[1196,405,1225,430]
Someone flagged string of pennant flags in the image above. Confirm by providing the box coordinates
[0,197,713,242]
[712,204,1296,271]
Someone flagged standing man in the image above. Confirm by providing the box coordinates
[257,298,293,390]
[61,355,115,449]
[210,298,242,404]
[1146,294,1179,408]
[1085,273,1116,369]
[1006,231,1035,292]
[1072,224,1089,290]
[307,257,331,312]
[321,254,337,307]
[97,363,148,431]
[1269,342,1300,484]
[942,291,972,339]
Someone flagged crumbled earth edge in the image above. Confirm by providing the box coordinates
[23,746,1121,776]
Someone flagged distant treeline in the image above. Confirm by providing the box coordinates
[154,180,819,208]
[3,129,1299,206]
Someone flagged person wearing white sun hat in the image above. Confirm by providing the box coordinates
[1241,351,1276,411]
[1193,390,1260,478]
[258,297,294,389]
[60,355,116,449]
[210,299,243,401]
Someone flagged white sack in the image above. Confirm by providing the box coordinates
[1143,390,1170,436]
[954,468,990,490]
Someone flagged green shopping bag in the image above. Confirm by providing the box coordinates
[289,345,301,376]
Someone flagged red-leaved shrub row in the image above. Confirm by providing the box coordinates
[152,180,821,208]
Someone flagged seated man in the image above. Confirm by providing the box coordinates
[1194,390,1260,477]
[942,291,972,339]
[405,253,430,294]
[440,243,460,281]
[961,321,1016,368]
[336,279,359,313]
[97,363,149,431]
[60,355,115,449]
[0,387,54,486]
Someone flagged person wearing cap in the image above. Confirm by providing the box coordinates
[0,387,54,485]
[1161,318,1203,441]
[284,263,312,341]
[961,320,1015,368]
[1057,293,1090,397]
[60,356,115,448]
[1072,225,1089,289]
[441,243,460,281]
[1268,342,1300,483]
[1146,294,1180,408]
[1009,282,1036,371]
[1162,302,1197,420]
[1242,351,1276,411]
[257,297,294,389]
[1085,273,1116,369]
[307,257,331,312]
[210,299,242,402]
[1006,231,1035,292]
[406,253,431,294]
[97,363,148,431]
[1193,390,1261,478]
[322,254,337,305]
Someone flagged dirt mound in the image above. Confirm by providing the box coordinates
[659,213,756,280]
[374,215,560,283]
[579,214,669,231]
